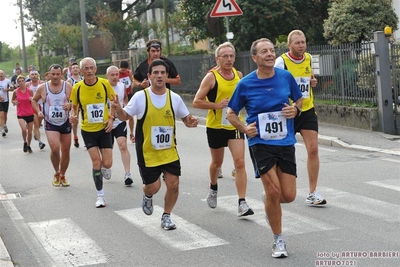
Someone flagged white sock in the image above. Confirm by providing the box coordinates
[97,189,104,197]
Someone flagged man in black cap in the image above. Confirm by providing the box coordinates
[133,39,181,90]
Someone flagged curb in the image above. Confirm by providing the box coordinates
[296,134,400,156]
[0,236,13,267]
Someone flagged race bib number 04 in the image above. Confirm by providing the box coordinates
[295,76,311,98]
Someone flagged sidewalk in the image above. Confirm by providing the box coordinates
[311,122,400,156]
[186,102,400,156]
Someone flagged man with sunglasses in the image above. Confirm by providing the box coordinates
[133,39,181,90]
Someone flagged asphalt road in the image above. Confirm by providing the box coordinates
[1,106,399,267]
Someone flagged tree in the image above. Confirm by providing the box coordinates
[93,7,142,51]
[169,10,193,45]
[323,0,398,44]
[292,0,330,45]
[23,0,158,51]
[180,0,331,50]
[179,0,216,43]
[229,0,298,51]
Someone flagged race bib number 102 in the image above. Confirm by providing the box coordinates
[87,103,105,123]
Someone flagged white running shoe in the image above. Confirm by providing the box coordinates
[142,194,153,215]
[238,200,254,217]
[207,187,218,208]
[272,239,288,258]
[95,196,106,208]
[218,168,223,178]
[161,214,176,230]
[306,190,327,205]
[101,167,112,180]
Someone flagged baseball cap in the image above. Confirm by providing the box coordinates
[69,58,76,62]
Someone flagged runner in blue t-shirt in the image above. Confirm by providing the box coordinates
[227,38,303,259]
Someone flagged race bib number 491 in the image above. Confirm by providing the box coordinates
[258,111,287,140]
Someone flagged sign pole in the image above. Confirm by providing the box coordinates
[210,0,242,42]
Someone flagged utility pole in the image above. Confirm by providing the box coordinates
[19,0,27,71]
[79,0,89,57]
[373,31,395,134]
[163,0,170,55]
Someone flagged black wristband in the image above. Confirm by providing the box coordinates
[295,106,302,117]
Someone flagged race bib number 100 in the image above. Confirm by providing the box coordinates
[258,111,287,140]
[151,126,173,150]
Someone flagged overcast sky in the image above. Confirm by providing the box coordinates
[1,0,34,47]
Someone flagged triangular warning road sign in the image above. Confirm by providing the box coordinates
[210,0,243,18]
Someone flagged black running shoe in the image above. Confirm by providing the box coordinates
[124,174,133,186]
[74,138,79,148]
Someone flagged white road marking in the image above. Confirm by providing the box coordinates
[298,186,400,223]
[203,196,338,235]
[28,218,108,267]
[115,206,229,251]
[365,179,400,192]
[381,158,400,163]
[0,184,23,220]
[296,143,337,152]
[2,200,23,221]
[318,147,337,152]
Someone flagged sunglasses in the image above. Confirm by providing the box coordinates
[149,43,161,49]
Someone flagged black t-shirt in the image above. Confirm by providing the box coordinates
[133,56,179,89]
[11,75,18,86]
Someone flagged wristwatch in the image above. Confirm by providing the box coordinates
[295,105,302,117]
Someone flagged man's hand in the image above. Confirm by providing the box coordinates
[183,114,198,128]
[245,122,258,138]
[310,74,317,87]
[62,102,71,111]
[140,78,149,89]
[282,103,298,119]
[217,97,229,109]
[104,117,113,133]
[110,94,121,110]
[69,114,78,124]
